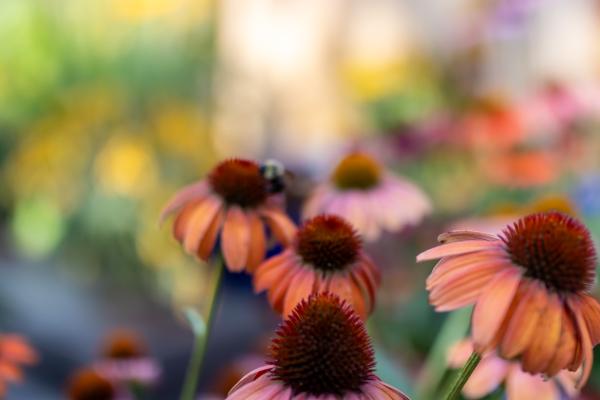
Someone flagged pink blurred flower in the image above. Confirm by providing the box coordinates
[161,158,296,272]
[304,152,431,241]
[94,330,160,387]
[448,338,578,399]
[226,293,408,400]
[253,215,380,319]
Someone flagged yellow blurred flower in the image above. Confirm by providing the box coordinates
[94,134,158,198]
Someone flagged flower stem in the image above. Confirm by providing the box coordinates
[444,351,481,400]
[179,261,224,400]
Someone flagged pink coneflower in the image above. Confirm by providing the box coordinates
[94,330,160,387]
[67,368,116,400]
[304,152,431,241]
[0,334,38,397]
[447,338,578,400]
[418,211,600,387]
[226,293,409,400]
[254,215,380,319]
[161,158,296,271]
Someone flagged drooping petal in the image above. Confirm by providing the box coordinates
[197,207,225,260]
[172,201,200,242]
[159,181,208,223]
[438,230,498,243]
[426,250,507,289]
[260,208,297,246]
[417,240,501,262]
[183,195,222,254]
[472,267,522,352]
[546,307,578,376]
[505,365,560,400]
[568,296,594,388]
[500,280,548,359]
[429,261,510,311]
[283,269,315,316]
[521,291,562,374]
[228,365,272,395]
[253,251,296,293]
[221,206,251,271]
[245,211,267,272]
[462,357,509,399]
[227,372,277,400]
[269,266,302,313]
[578,294,600,345]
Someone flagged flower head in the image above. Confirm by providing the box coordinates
[304,152,431,241]
[254,215,380,319]
[161,158,296,272]
[417,211,600,387]
[67,368,115,400]
[447,338,578,400]
[226,293,408,399]
[0,334,38,397]
[95,329,160,386]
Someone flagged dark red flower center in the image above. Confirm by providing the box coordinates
[270,292,375,396]
[208,159,268,208]
[332,153,381,190]
[501,212,597,293]
[68,369,115,400]
[102,330,146,360]
[296,215,361,272]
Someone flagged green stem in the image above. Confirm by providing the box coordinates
[179,262,224,400]
[444,351,481,400]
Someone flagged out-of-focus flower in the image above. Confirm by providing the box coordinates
[67,368,116,400]
[458,96,560,187]
[94,329,160,387]
[226,293,408,400]
[304,152,431,241]
[94,134,159,199]
[161,158,296,272]
[0,334,38,397]
[418,212,600,386]
[254,215,379,319]
[447,338,578,399]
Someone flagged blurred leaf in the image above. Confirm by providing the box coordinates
[184,307,206,338]
[415,308,471,400]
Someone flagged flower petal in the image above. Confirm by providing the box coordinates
[183,195,222,254]
[500,279,548,359]
[545,306,578,376]
[260,208,297,246]
[283,269,315,316]
[505,365,560,400]
[417,240,501,262]
[521,291,562,374]
[438,230,498,243]
[253,251,296,293]
[472,267,522,352]
[221,206,251,271]
[568,296,594,388]
[197,207,225,260]
[462,356,509,399]
[245,211,267,272]
[159,181,208,223]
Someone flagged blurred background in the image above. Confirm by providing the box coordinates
[2,0,600,398]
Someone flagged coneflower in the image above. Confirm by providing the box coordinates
[226,293,409,400]
[418,212,600,387]
[304,152,431,241]
[161,158,296,271]
[254,215,380,319]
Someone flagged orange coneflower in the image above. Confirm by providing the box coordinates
[417,211,600,386]
[161,158,296,271]
[447,338,578,400]
[94,329,160,387]
[67,368,115,400]
[226,293,409,400]
[0,334,37,397]
[304,152,431,241]
[254,215,380,319]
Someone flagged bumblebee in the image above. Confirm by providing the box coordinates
[260,159,292,194]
